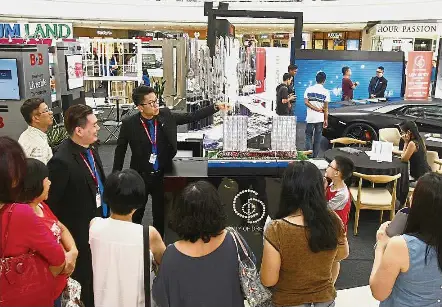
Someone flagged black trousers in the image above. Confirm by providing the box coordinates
[133,172,165,236]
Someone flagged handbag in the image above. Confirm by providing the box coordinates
[61,278,84,307]
[143,225,151,307]
[227,227,273,307]
[0,204,57,307]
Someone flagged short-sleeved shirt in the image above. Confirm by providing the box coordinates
[342,78,354,100]
[152,232,244,307]
[276,84,290,115]
[326,184,351,233]
[264,216,346,307]
[38,202,67,297]
[304,84,330,123]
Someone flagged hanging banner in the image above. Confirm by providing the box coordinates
[405,51,433,100]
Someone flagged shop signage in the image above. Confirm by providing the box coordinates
[376,23,439,36]
[273,33,289,39]
[0,23,73,39]
[96,30,113,36]
[30,53,44,66]
[328,32,343,39]
[405,51,433,100]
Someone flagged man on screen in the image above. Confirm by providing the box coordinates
[341,66,359,101]
[369,66,388,98]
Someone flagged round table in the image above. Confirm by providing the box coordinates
[324,147,409,204]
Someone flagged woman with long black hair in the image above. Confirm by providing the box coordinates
[370,172,442,306]
[398,120,431,182]
[261,161,349,307]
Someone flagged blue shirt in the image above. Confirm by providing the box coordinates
[85,149,108,217]
[146,119,159,171]
[380,234,442,307]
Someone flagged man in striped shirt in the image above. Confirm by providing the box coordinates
[304,71,330,158]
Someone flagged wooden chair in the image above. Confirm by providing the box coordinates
[426,151,440,172]
[379,128,401,146]
[350,172,401,236]
[435,159,442,174]
[330,137,367,148]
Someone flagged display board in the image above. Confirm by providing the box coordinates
[65,54,84,90]
[404,51,433,100]
[294,50,404,121]
[0,58,20,100]
[142,46,163,77]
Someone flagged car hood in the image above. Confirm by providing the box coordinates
[329,104,385,116]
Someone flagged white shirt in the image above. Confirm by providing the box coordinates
[304,84,330,124]
[18,126,53,164]
[89,218,155,307]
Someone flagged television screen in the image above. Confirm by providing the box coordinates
[66,55,84,90]
[0,58,20,100]
[294,50,404,122]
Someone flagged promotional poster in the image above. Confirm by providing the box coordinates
[405,51,433,100]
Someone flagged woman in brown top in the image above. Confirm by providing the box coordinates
[261,161,349,307]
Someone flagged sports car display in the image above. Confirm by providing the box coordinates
[323,101,442,142]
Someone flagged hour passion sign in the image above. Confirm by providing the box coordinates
[376,23,440,36]
[0,23,73,39]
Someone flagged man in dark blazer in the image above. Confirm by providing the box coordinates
[47,104,107,307]
[113,86,227,235]
[369,66,388,98]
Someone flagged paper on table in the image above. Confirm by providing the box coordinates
[427,137,442,143]
[368,141,393,162]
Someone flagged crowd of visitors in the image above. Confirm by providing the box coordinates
[1,87,441,307]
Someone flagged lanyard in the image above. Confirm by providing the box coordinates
[140,118,157,146]
[80,151,99,188]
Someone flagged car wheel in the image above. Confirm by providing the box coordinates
[343,123,378,143]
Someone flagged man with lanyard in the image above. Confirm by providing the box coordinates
[113,86,228,236]
[47,104,108,307]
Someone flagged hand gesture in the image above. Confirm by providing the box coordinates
[62,250,78,276]
[376,221,391,249]
[216,103,231,111]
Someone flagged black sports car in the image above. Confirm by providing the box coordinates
[323,101,442,142]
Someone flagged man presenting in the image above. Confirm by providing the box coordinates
[276,73,296,116]
[18,98,54,164]
[369,66,388,98]
[113,86,228,236]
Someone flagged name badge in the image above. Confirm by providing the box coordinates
[149,153,157,164]
[96,192,102,208]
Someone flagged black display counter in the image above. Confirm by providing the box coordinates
[162,157,312,265]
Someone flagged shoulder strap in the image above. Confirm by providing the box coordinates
[143,225,151,307]
[0,204,16,260]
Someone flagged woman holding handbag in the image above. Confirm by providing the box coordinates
[152,181,245,307]
[21,158,79,307]
[0,137,66,307]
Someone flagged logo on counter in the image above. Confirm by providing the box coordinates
[414,55,426,69]
[233,189,266,224]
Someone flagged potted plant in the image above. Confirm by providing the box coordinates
[47,123,69,153]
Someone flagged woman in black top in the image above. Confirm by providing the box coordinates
[399,121,431,182]
[152,181,244,307]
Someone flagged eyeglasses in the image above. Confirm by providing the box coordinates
[38,108,52,115]
[140,100,158,107]
[376,71,383,73]
[327,164,339,172]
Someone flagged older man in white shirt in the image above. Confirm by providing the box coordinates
[18,98,54,164]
